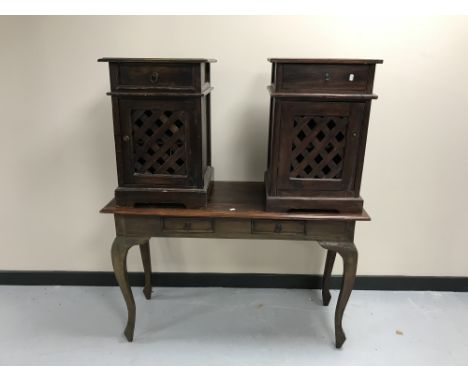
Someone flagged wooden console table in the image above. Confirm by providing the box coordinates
[101,181,370,348]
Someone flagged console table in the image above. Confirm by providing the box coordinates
[101,181,370,348]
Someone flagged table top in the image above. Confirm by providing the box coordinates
[101,181,370,222]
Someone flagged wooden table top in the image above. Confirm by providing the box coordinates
[101,181,370,222]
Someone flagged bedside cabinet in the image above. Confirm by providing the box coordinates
[264,58,383,212]
[99,58,216,208]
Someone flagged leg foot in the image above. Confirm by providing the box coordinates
[139,241,152,300]
[335,327,346,349]
[124,322,135,342]
[111,235,149,342]
[319,241,358,349]
[322,250,336,306]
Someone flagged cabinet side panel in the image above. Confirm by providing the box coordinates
[268,98,282,195]
[365,64,376,93]
[192,63,201,92]
[352,101,372,195]
[192,97,204,188]
[267,97,274,168]
[200,95,208,172]
[205,93,212,166]
[111,97,125,186]
[109,62,119,91]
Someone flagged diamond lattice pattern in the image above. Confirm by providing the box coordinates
[131,109,187,175]
[289,115,348,179]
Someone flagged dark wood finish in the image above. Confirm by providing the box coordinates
[268,58,383,64]
[265,58,382,213]
[98,58,217,63]
[322,250,336,306]
[319,242,358,349]
[114,166,213,208]
[99,57,216,208]
[101,181,369,348]
[106,89,213,97]
[102,181,370,221]
[275,64,372,93]
[111,236,149,342]
[118,63,197,91]
[267,87,378,100]
[139,241,152,300]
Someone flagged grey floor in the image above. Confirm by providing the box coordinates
[1,285,467,365]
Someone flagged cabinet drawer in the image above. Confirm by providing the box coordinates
[162,217,214,233]
[277,64,371,93]
[118,63,196,90]
[252,220,305,235]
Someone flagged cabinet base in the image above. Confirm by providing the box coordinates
[264,171,363,213]
[115,167,213,208]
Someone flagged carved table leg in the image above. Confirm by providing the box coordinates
[322,250,337,306]
[111,235,149,342]
[139,241,152,300]
[319,241,358,349]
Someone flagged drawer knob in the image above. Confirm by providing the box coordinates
[324,72,331,81]
[122,135,130,142]
[150,72,159,83]
[274,223,282,233]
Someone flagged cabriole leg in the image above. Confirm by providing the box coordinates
[111,235,149,342]
[139,240,152,300]
[322,250,337,306]
[319,241,358,349]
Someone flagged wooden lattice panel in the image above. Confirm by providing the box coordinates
[131,109,187,175]
[289,115,348,179]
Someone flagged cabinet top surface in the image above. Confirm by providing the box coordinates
[101,181,370,221]
[268,58,383,64]
[98,57,217,63]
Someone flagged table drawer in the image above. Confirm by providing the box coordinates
[162,217,214,233]
[277,63,371,93]
[118,63,196,90]
[252,220,305,235]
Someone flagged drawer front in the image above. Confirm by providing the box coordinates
[278,64,371,93]
[162,217,214,233]
[252,220,305,235]
[118,63,196,90]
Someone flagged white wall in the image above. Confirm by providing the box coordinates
[1,16,467,276]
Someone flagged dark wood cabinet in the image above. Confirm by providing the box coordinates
[99,58,216,208]
[265,58,383,212]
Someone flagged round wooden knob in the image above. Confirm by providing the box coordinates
[123,135,130,142]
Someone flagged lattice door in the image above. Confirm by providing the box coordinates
[289,115,348,179]
[131,109,187,176]
[276,101,363,193]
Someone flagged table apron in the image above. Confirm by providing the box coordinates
[114,215,355,241]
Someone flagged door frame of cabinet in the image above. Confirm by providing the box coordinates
[114,97,203,189]
[270,98,370,198]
